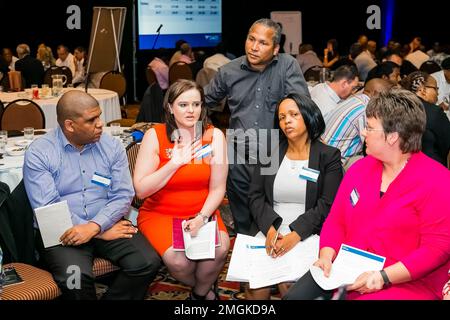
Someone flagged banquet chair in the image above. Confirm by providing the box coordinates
[100,71,127,118]
[126,141,144,209]
[42,66,73,87]
[0,181,61,300]
[419,60,441,75]
[195,67,217,88]
[136,83,164,123]
[304,66,322,82]
[169,61,193,85]
[146,67,158,86]
[0,99,45,130]
[100,71,127,104]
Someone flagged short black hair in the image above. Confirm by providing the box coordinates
[366,61,399,82]
[333,64,359,82]
[274,93,325,142]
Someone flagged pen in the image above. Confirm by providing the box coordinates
[269,229,280,256]
[247,245,267,249]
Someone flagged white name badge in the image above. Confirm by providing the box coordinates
[350,188,360,207]
[299,167,320,183]
[91,172,111,188]
[194,144,213,159]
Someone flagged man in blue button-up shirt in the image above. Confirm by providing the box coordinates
[24,91,160,299]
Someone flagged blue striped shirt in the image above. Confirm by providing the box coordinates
[23,126,134,232]
[322,94,370,161]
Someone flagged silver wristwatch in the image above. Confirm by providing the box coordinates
[197,212,209,225]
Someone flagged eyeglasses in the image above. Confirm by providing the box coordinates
[364,126,384,133]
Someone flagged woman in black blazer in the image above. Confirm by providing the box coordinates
[246,93,343,299]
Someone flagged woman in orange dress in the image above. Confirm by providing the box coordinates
[134,80,229,300]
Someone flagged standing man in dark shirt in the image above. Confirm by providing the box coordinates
[205,18,309,235]
[15,44,44,87]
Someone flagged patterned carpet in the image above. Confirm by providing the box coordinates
[145,237,247,300]
[96,204,280,300]
[144,204,280,300]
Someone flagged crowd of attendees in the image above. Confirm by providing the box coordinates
[1,18,450,301]
[0,43,87,89]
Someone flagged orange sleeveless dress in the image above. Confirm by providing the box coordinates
[137,123,228,256]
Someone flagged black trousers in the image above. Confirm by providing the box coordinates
[41,232,161,300]
[226,163,255,235]
[283,271,333,300]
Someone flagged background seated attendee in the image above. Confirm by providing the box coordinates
[36,44,56,71]
[246,94,343,299]
[169,39,187,67]
[56,45,75,78]
[323,79,393,170]
[285,89,450,300]
[296,44,322,75]
[1,48,18,71]
[381,49,403,67]
[72,46,87,86]
[15,44,45,87]
[322,39,340,70]
[148,48,170,90]
[400,71,450,166]
[23,91,161,300]
[366,61,401,86]
[310,65,359,117]
[431,57,450,112]
[178,43,194,65]
[134,80,230,300]
[352,42,378,82]
[405,37,430,70]
[203,42,231,72]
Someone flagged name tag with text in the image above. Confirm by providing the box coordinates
[91,172,111,188]
[299,167,320,183]
[350,188,360,207]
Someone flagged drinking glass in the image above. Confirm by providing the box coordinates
[31,84,39,99]
[24,127,34,141]
[41,84,50,97]
[0,130,7,154]
[110,123,121,136]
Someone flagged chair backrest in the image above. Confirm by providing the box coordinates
[100,71,127,100]
[0,99,45,130]
[169,61,193,85]
[146,67,157,86]
[304,66,322,82]
[126,142,144,209]
[42,66,73,87]
[195,67,217,88]
[0,100,4,121]
[419,60,441,75]
[0,180,37,265]
[136,83,165,123]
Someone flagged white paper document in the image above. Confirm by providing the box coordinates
[34,200,73,248]
[226,233,320,289]
[183,220,216,260]
[310,244,386,290]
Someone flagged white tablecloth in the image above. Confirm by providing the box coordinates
[0,127,131,191]
[0,88,122,129]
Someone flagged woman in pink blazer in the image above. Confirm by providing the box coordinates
[285,89,450,300]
